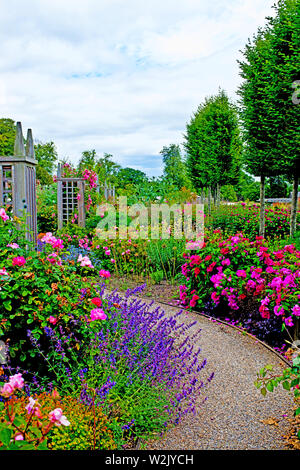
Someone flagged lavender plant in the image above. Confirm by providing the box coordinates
[18,285,213,446]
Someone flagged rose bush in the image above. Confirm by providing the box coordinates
[180,230,300,346]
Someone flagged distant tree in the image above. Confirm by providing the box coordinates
[266,176,289,198]
[96,153,121,186]
[160,144,190,189]
[77,149,98,171]
[238,170,261,202]
[117,167,147,188]
[34,141,58,175]
[0,118,16,155]
[36,165,54,186]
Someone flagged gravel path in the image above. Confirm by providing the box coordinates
[132,297,294,451]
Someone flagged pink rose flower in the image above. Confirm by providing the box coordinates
[7,243,20,249]
[99,269,111,278]
[0,208,9,222]
[12,256,26,267]
[90,308,107,321]
[49,408,70,427]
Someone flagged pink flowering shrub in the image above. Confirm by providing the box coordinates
[180,230,300,345]
[206,203,299,239]
[0,375,69,450]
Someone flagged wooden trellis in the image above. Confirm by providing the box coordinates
[56,163,86,229]
[0,122,38,244]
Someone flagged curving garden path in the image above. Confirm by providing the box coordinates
[129,297,295,451]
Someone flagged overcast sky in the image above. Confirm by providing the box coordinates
[0,0,276,177]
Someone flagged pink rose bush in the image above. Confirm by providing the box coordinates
[0,375,70,449]
[0,208,9,222]
[180,231,300,342]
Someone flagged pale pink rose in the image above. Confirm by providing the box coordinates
[0,382,14,397]
[0,208,9,222]
[9,373,24,390]
[7,243,20,249]
[49,408,70,427]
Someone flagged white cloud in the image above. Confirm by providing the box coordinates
[0,0,276,177]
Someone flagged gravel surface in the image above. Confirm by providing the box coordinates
[131,297,295,451]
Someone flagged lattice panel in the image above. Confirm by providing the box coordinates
[62,180,80,224]
[0,165,14,206]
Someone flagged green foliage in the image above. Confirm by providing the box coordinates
[160,144,191,189]
[34,141,58,175]
[36,184,57,233]
[117,167,148,188]
[220,185,238,202]
[255,354,300,438]
[0,118,16,156]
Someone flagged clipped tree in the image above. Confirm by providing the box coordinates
[238,0,299,236]
[184,90,242,211]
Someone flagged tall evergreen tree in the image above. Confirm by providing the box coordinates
[184,90,242,210]
[238,0,299,236]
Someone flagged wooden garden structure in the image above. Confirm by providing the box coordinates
[56,163,86,229]
[0,122,38,244]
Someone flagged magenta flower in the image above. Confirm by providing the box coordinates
[292,305,300,317]
[90,308,107,321]
[99,269,111,278]
[0,208,9,222]
[284,316,294,327]
[236,269,247,279]
[221,258,231,266]
[274,305,284,316]
[12,256,26,267]
[211,292,220,304]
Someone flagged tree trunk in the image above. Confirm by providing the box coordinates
[216,183,221,207]
[290,174,298,238]
[208,186,211,216]
[213,187,216,206]
[200,187,204,204]
[259,175,265,238]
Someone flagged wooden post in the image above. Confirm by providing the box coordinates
[0,122,38,245]
[77,180,85,227]
[259,174,266,238]
[290,175,298,238]
[208,186,212,216]
[57,164,63,230]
